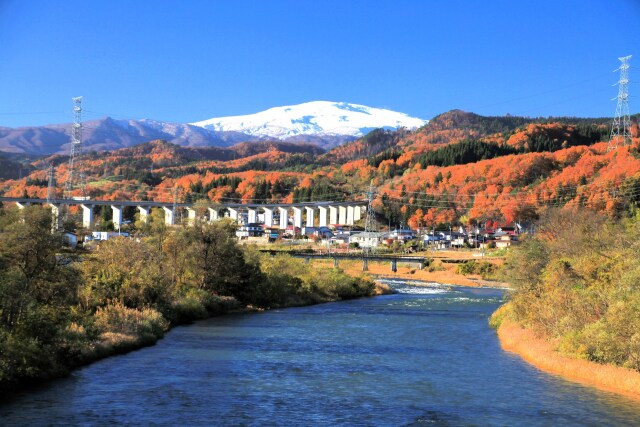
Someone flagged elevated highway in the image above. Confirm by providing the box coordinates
[0,196,367,231]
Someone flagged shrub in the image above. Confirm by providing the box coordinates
[94,302,168,344]
[168,289,209,323]
[456,260,496,278]
[428,259,445,272]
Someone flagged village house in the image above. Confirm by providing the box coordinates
[388,228,417,242]
[495,233,519,249]
[236,223,264,238]
[349,231,386,248]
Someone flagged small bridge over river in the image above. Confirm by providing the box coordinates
[263,251,428,272]
[0,196,367,231]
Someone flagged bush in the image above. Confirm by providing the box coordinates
[168,289,209,323]
[456,260,496,278]
[94,302,168,344]
[428,259,445,272]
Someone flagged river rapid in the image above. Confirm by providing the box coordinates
[2,280,640,426]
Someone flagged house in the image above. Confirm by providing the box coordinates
[389,228,417,242]
[451,232,466,248]
[236,223,264,238]
[495,234,519,249]
[349,231,386,248]
[498,226,518,236]
[283,225,301,237]
[303,226,333,239]
[89,231,128,242]
[423,234,442,243]
[330,233,351,245]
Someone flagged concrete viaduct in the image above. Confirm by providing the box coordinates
[0,197,367,231]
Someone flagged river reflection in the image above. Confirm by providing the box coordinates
[2,280,640,426]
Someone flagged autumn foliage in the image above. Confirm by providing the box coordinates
[1,110,639,230]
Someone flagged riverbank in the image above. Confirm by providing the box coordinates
[1,270,388,400]
[496,318,640,401]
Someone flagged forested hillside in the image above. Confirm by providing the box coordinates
[0,110,638,230]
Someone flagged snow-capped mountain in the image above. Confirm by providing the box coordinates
[191,101,427,140]
[0,101,427,155]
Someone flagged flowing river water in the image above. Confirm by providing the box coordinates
[2,280,640,426]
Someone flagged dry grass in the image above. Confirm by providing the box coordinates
[498,319,640,401]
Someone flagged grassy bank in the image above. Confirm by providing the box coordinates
[490,208,640,399]
[492,307,640,401]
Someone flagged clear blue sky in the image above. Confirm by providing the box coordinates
[1,0,639,127]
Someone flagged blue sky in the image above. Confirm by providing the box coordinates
[1,0,639,127]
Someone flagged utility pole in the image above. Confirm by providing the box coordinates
[608,55,632,151]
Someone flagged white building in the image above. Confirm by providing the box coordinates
[349,231,386,248]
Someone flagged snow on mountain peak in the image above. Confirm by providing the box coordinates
[190,101,427,140]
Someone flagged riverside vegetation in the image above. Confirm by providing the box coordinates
[0,204,376,396]
[492,208,640,375]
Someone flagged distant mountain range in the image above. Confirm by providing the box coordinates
[0,101,427,155]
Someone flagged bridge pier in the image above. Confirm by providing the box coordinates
[305,207,315,227]
[363,258,368,271]
[46,203,61,232]
[338,206,347,225]
[292,207,302,229]
[278,207,288,230]
[227,207,239,222]
[329,206,338,225]
[186,208,197,225]
[80,204,94,229]
[333,257,339,268]
[391,259,397,273]
[354,205,362,222]
[347,206,355,225]
[248,208,257,224]
[137,206,150,223]
[318,206,328,227]
[263,208,274,227]
[111,205,124,231]
[208,207,219,222]
[162,206,174,225]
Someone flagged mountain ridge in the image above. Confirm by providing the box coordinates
[0,101,427,155]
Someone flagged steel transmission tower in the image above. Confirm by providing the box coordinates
[607,55,632,151]
[64,96,85,199]
[362,181,378,270]
[46,163,56,203]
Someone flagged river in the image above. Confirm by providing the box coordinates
[2,280,640,426]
